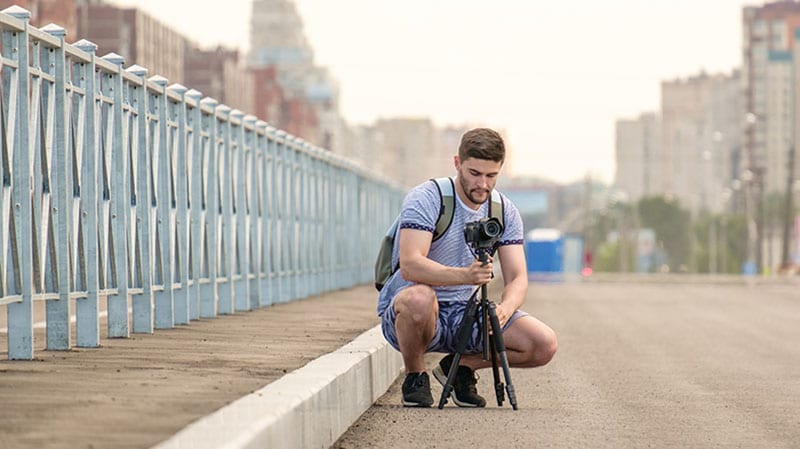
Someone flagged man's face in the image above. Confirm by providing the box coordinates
[455,157,503,207]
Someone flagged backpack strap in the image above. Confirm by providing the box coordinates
[431,177,455,242]
[489,189,504,229]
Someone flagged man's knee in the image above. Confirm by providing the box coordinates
[513,323,558,368]
[394,285,437,323]
[529,328,557,367]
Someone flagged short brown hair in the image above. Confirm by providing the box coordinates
[458,128,505,163]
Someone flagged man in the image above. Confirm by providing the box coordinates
[377,127,558,408]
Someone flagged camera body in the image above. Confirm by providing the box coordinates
[464,217,504,253]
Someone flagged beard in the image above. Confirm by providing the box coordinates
[458,174,490,205]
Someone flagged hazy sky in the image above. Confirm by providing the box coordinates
[108,0,754,184]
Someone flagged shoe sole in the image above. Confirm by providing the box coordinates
[432,365,482,408]
[401,399,432,408]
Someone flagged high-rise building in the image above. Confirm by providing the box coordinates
[76,3,186,84]
[741,1,800,271]
[661,73,716,211]
[249,0,313,94]
[614,112,661,203]
[706,70,743,213]
[374,118,437,188]
[742,1,800,194]
[248,0,344,151]
[184,45,252,114]
[0,0,76,38]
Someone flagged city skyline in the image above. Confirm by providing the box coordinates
[108,0,755,184]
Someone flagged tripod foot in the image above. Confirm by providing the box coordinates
[495,382,505,407]
[507,384,518,410]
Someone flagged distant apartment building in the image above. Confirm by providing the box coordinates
[0,0,76,36]
[660,71,741,212]
[614,112,661,203]
[249,65,286,127]
[76,2,185,83]
[249,0,347,150]
[706,70,743,212]
[306,66,343,151]
[184,45,252,114]
[661,73,714,210]
[437,125,471,173]
[340,124,384,173]
[742,1,800,194]
[345,123,485,187]
[374,118,438,188]
[764,50,794,194]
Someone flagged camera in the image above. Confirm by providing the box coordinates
[464,217,504,252]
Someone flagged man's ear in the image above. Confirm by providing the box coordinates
[453,154,460,170]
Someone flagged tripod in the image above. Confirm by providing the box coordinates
[437,249,518,410]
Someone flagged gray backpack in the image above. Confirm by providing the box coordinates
[374,177,503,291]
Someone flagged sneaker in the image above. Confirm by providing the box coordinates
[432,354,487,407]
[401,372,434,407]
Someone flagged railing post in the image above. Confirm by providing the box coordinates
[199,97,219,318]
[255,120,270,308]
[266,126,279,304]
[102,52,130,338]
[298,141,310,299]
[275,130,288,302]
[168,83,190,325]
[71,39,100,348]
[285,136,298,301]
[3,6,34,359]
[216,104,234,314]
[42,23,71,350]
[310,145,323,296]
[149,75,174,329]
[185,89,203,320]
[243,115,261,309]
[230,109,250,312]
[126,64,154,334]
[321,152,333,292]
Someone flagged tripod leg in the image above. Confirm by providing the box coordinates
[487,302,518,410]
[437,293,480,409]
[489,332,504,407]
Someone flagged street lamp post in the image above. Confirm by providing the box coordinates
[781,139,796,269]
[703,148,715,273]
[743,112,762,275]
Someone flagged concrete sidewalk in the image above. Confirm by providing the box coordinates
[0,284,400,449]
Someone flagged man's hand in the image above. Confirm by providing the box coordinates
[465,256,494,285]
[494,301,513,328]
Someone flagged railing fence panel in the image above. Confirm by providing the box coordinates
[0,8,403,359]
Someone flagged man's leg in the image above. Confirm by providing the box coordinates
[393,285,439,373]
[392,285,440,407]
[459,314,557,370]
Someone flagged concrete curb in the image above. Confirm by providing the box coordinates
[152,325,403,449]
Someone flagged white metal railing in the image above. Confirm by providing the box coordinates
[0,6,402,360]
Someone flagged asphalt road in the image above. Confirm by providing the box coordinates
[334,278,800,449]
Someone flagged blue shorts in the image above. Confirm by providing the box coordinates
[380,296,529,354]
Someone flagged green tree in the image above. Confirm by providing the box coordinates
[637,195,691,271]
[588,200,637,272]
[719,213,747,273]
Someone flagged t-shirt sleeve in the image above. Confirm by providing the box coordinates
[398,182,440,234]
[499,194,524,246]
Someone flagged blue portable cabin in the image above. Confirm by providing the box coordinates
[525,228,564,282]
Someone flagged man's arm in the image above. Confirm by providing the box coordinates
[495,243,528,327]
[397,228,493,286]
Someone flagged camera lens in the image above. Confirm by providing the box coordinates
[484,220,501,237]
